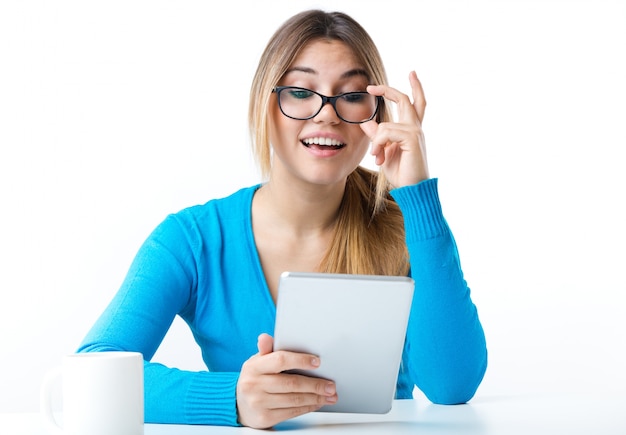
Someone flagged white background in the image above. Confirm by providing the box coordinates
[1,0,625,413]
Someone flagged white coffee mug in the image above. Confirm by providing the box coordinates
[40,351,144,435]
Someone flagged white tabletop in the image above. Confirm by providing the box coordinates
[3,392,625,434]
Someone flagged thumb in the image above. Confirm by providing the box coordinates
[359,119,378,139]
[257,333,274,355]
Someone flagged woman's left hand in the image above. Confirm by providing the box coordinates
[360,71,429,188]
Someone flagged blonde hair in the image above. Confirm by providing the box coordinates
[248,10,409,276]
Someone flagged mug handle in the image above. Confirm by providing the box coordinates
[40,366,64,434]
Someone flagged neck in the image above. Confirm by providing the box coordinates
[255,175,346,238]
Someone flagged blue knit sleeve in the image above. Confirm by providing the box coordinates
[77,213,241,426]
[391,178,488,404]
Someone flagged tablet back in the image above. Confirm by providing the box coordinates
[273,272,415,414]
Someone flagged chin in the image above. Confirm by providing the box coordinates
[300,169,355,188]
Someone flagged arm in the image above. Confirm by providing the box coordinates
[77,214,240,426]
[392,178,487,404]
[363,72,487,403]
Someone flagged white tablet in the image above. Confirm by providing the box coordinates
[273,271,415,414]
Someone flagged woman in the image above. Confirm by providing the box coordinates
[79,9,487,429]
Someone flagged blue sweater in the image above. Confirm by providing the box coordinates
[78,178,487,426]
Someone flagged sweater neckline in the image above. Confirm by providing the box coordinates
[243,184,277,315]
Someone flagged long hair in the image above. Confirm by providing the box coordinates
[248,9,409,276]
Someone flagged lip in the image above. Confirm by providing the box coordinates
[300,132,347,158]
[303,145,344,158]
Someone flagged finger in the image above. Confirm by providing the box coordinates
[257,333,273,355]
[253,350,320,375]
[251,402,328,429]
[266,391,337,411]
[359,119,378,140]
[264,373,336,397]
[409,71,426,123]
[367,84,418,124]
[369,122,418,165]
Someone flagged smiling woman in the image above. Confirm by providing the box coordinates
[76,8,487,429]
[3,0,625,425]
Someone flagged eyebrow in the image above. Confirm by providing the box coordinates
[284,66,370,80]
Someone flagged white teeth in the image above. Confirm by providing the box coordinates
[303,137,344,147]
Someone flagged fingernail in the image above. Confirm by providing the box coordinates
[326,394,337,403]
[311,357,320,367]
[325,383,335,395]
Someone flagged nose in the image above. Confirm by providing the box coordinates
[313,100,341,124]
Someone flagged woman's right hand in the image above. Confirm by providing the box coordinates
[236,333,338,429]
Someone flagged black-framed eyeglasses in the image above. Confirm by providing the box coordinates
[272,86,382,124]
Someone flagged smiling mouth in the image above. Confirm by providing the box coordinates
[301,137,346,150]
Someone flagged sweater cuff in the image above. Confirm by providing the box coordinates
[185,371,241,426]
[390,178,448,242]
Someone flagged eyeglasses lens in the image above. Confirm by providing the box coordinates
[278,88,378,123]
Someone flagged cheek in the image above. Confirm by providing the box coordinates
[269,107,298,148]
[352,132,371,159]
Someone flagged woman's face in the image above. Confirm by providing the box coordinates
[269,39,372,188]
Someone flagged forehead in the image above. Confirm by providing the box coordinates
[285,39,368,81]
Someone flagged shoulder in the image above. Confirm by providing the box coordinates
[173,184,261,223]
[148,184,262,245]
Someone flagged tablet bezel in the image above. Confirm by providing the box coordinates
[273,271,415,414]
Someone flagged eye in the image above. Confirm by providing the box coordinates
[341,92,368,104]
[287,88,315,100]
